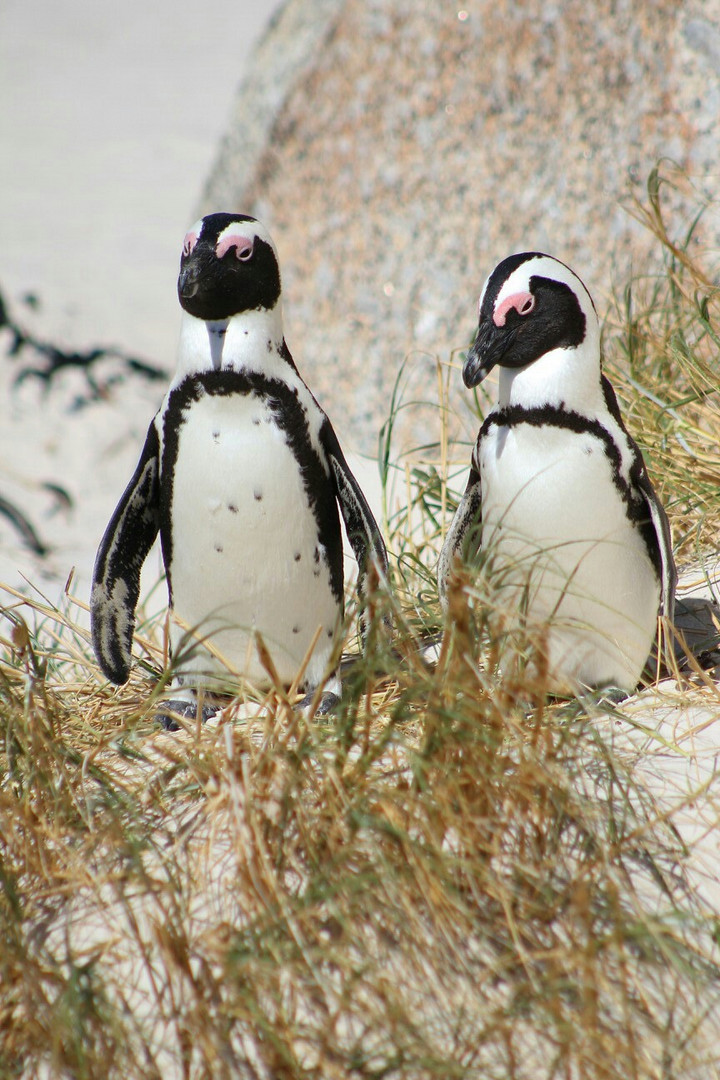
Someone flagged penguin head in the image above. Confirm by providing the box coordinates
[463,253,600,395]
[177,213,281,321]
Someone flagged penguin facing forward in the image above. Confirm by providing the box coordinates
[438,252,675,696]
[91,213,388,727]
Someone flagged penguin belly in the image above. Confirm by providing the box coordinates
[166,392,341,692]
[479,424,660,692]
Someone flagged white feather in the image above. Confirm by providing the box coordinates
[167,390,340,692]
[477,418,660,692]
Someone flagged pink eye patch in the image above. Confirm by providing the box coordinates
[493,291,535,326]
[182,232,198,256]
[216,234,254,260]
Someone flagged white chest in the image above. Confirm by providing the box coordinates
[161,391,341,689]
[479,422,629,549]
[169,392,308,548]
[477,419,660,691]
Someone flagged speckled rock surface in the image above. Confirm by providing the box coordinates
[203,0,720,452]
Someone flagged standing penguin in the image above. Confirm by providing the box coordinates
[438,252,675,696]
[91,213,388,727]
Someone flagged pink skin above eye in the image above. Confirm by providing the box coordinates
[216,234,254,260]
[493,291,535,327]
[182,232,198,256]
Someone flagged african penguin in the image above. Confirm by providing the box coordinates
[91,213,388,728]
[438,252,676,696]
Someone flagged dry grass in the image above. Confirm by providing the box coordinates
[605,163,720,564]
[2,164,720,1079]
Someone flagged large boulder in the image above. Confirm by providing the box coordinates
[203,0,720,452]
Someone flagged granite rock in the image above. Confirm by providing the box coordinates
[203,0,720,453]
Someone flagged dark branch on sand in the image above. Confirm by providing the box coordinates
[0,284,166,401]
[0,495,48,557]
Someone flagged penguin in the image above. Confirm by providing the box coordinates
[91,213,388,728]
[438,252,676,696]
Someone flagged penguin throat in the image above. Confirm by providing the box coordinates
[498,345,601,412]
[176,306,286,379]
[207,321,229,371]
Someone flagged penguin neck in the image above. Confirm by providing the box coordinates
[175,302,287,381]
[497,339,604,415]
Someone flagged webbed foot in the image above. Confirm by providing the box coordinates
[156,699,220,731]
[579,685,630,710]
[597,686,629,705]
[296,690,341,716]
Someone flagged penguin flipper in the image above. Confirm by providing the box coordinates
[604,374,677,619]
[91,422,161,684]
[636,467,677,622]
[437,462,482,611]
[320,420,388,640]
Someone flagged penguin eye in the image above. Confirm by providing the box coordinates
[518,295,536,316]
[236,243,254,261]
[182,232,198,257]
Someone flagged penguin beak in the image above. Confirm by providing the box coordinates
[178,261,202,301]
[178,244,221,303]
[463,319,510,388]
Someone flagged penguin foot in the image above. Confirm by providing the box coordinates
[296,690,341,717]
[155,700,220,731]
[580,685,629,709]
[597,686,629,705]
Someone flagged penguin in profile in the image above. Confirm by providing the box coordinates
[91,213,388,727]
[438,252,675,696]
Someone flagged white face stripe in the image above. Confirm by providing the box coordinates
[215,228,254,260]
[492,254,596,321]
[185,217,205,239]
[182,217,205,257]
